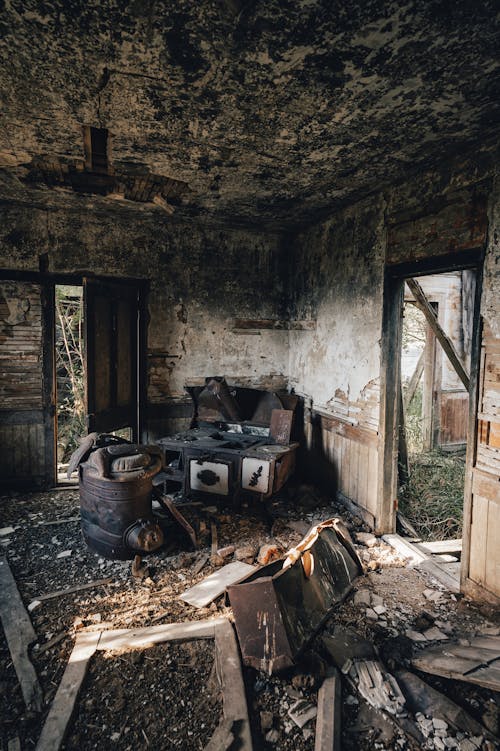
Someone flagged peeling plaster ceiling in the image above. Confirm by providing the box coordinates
[0,0,499,228]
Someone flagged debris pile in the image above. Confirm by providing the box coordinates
[0,485,499,751]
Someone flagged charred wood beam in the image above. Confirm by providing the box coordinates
[406,279,470,391]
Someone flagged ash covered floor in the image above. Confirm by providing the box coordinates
[0,486,499,751]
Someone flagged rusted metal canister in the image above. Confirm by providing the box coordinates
[79,465,163,559]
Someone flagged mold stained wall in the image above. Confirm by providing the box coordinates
[0,204,290,424]
[289,196,385,427]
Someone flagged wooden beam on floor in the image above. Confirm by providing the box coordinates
[315,669,341,751]
[406,278,470,390]
[382,534,460,592]
[418,539,462,556]
[35,631,102,751]
[0,556,43,712]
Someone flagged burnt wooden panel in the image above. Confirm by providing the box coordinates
[0,280,52,486]
[468,324,500,599]
[387,188,488,265]
[0,281,43,409]
[439,391,469,446]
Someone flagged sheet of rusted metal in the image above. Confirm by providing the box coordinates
[227,520,362,673]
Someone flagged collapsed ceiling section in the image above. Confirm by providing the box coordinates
[0,0,498,228]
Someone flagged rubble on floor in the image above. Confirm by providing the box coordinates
[0,484,499,751]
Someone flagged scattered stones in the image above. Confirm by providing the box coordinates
[355,532,378,547]
[216,545,235,559]
[406,629,428,642]
[353,589,371,606]
[265,729,280,744]
[288,699,317,728]
[234,545,257,562]
[423,627,449,641]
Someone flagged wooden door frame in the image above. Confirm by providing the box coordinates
[377,251,483,548]
[0,268,148,485]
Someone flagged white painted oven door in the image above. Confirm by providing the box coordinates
[190,460,229,495]
[242,457,271,494]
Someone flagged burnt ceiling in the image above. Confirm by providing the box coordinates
[0,0,498,228]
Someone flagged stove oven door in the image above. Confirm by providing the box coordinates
[186,450,235,497]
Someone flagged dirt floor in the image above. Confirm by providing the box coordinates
[0,484,499,751]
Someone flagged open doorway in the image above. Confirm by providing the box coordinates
[55,284,85,483]
[54,278,145,485]
[398,271,476,550]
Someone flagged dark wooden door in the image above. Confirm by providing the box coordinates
[84,278,142,438]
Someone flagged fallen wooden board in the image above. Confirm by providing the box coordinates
[215,618,253,751]
[34,577,113,603]
[396,669,493,739]
[418,559,460,593]
[97,618,221,651]
[382,534,428,565]
[411,636,500,692]
[35,631,102,751]
[0,556,43,712]
[179,561,256,608]
[418,539,462,556]
[382,534,460,592]
[315,669,341,751]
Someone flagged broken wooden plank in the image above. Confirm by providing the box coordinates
[192,551,210,575]
[179,561,255,609]
[406,278,470,390]
[411,636,500,692]
[396,669,494,739]
[382,534,460,592]
[418,559,460,593]
[418,539,462,556]
[203,719,234,751]
[315,669,341,751]
[0,556,43,712]
[34,577,113,603]
[97,618,222,652]
[381,534,429,565]
[37,631,68,655]
[35,631,101,751]
[214,618,253,751]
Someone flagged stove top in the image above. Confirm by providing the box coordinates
[156,426,271,453]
